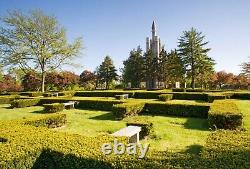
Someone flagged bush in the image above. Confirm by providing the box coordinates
[144,102,209,118]
[231,92,250,100]
[23,113,66,128]
[126,120,154,139]
[11,99,40,108]
[133,92,162,99]
[172,88,185,92]
[172,88,205,92]
[201,130,250,168]
[58,91,76,97]
[112,102,145,119]
[207,93,226,103]
[75,91,135,97]
[20,92,43,97]
[172,92,208,101]
[0,96,20,104]
[43,103,64,113]
[208,100,243,129]
[158,94,173,101]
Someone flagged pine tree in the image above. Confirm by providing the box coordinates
[122,46,145,88]
[178,28,214,89]
[96,56,118,89]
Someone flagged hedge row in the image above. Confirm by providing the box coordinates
[23,113,66,128]
[158,94,173,101]
[0,95,20,104]
[1,118,249,168]
[172,92,208,101]
[207,93,226,103]
[11,99,40,108]
[144,102,210,118]
[20,92,43,97]
[43,103,65,113]
[231,92,250,100]
[126,120,154,139]
[112,102,145,119]
[75,91,135,97]
[208,100,243,129]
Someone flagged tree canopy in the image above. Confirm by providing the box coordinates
[0,10,82,92]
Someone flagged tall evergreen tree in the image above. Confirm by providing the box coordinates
[122,46,145,88]
[96,56,118,89]
[241,57,250,77]
[178,28,214,89]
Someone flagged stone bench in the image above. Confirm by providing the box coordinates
[62,101,78,109]
[112,126,141,143]
[115,94,129,100]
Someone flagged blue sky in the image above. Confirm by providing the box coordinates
[0,0,250,75]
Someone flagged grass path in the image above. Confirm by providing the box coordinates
[234,100,250,131]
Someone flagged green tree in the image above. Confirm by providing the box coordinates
[178,28,214,89]
[122,46,145,88]
[0,10,82,92]
[241,57,250,77]
[96,56,118,89]
[144,49,159,89]
[159,49,185,87]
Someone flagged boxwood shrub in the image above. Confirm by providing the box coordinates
[158,94,173,101]
[11,99,40,108]
[23,113,66,128]
[172,92,208,101]
[207,93,226,103]
[20,92,43,97]
[75,91,135,97]
[208,100,243,129]
[112,102,145,119]
[144,102,209,118]
[231,92,250,100]
[126,120,154,139]
[43,103,65,113]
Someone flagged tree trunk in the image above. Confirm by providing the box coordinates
[41,71,46,93]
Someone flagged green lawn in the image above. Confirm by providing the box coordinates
[0,99,249,153]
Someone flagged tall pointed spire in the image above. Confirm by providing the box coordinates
[152,21,156,31]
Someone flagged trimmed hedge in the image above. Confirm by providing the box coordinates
[158,94,173,101]
[75,91,135,98]
[43,103,65,113]
[144,102,209,118]
[20,92,43,97]
[23,113,66,128]
[231,92,250,100]
[207,93,226,103]
[208,100,243,129]
[172,92,208,101]
[112,102,145,119]
[11,99,40,108]
[133,92,162,99]
[58,91,76,97]
[126,120,154,139]
[201,130,250,168]
[172,88,205,92]
[0,96,20,104]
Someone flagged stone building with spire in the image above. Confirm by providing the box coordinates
[145,21,163,89]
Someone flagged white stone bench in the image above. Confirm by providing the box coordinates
[62,101,78,109]
[115,94,129,100]
[112,126,141,143]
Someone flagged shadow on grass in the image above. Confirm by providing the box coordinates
[32,109,46,114]
[185,144,203,155]
[89,112,118,121]
[184,118,209,131]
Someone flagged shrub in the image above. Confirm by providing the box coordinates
[201,130,250,168]
[43,93,53,97]
[172,88,185,92]
[43,103,64,113]
[231,92,250,100]
[158,94,173,101]
[0,96,19,104]
[75,91,135,97]
[58,91,76,97]
[23,113,66,128]
[11,99,40,108]
[126,120,154,139]
[208,100,243,129]
[207,93,226,103]
[20,92,43,97]
[112,102,145,119]
[172,92,208,101]
[133,91,163,99]
[144,102,209,118]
